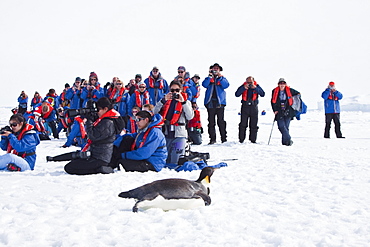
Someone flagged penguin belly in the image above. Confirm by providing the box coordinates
[136,195,206,211]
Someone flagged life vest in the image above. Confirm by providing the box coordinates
[242,81,258,102]
[210,75,223,86]
[6,124,34,158]
[272,86,293,106]
[148,76,164,89]
[60,91,66,102]
[130,119,164,150]
[328,92,338,101]
[45,93,58,107]
[109,87,125,103]
[160,93,187,125]
[129,117,137,133]
[188,110,202,128]
[74,116,87,139]
[134,90,150,108]
[81,109,120,152]
[87,83,101,99]
[32,96,42,105]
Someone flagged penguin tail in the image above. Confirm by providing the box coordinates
[118,191,132,198]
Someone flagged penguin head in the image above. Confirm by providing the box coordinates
[196,167,215,185]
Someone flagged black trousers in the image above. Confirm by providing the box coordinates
[64,157,108,175]
[119,159,156,173]
[238,104,259,143]
[325,113,343,138]
[47,121,59,139]
[206,107,227,142]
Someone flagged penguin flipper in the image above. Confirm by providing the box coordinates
[195,191,211,206]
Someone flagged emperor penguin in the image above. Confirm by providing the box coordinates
[118,167,215,212]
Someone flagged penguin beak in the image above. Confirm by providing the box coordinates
[205,175,211,184]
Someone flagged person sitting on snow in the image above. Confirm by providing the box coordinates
[0,114,40,171]
[110,110,167,172]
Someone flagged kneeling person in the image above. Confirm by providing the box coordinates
[112,111,167,172]
[63,97,124,175]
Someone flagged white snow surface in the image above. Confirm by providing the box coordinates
[1,105,370,246]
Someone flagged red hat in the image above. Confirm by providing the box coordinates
[89,72,98,80]
[329,81,335,86]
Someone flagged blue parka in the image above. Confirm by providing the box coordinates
[1,127,40,170]
[18,96,28,109]
[321,88,343,114]
[114,114,167,171]
[202,76,230,107]
[80,83,104,107]
[188,78,200,103]
[64,118,87,148]
[144,72,169,104]
[66,87,82,109]
[127,90,153,117]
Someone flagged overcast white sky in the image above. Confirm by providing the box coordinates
[1,0,369,108]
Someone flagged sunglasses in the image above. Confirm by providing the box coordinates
[178,71,184,74]
[9,122,18,127]
[278,82,286,85]
[116,83,122,85]
[135,117,146,122]
[171,88,180,93]
[152,70,159,72]
[139,86,146,89]
[91,78,97,81]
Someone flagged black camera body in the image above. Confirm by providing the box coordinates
[67,101,98,118]
[172,93,180,100]
[0,126,12,134]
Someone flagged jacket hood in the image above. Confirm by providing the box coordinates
[148,113,163,128]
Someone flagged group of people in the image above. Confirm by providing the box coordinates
[1,63,345,173]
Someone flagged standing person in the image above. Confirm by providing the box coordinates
[18,91,28,115]
[111,111,167,172]
[66,77,83,109]
[104,77,119,97]
[189,74,201,104]
[30,91,43,111]
[0,114,40,171]
[235,76,265,143]
[81,72,104,107]
[59,83,71,108]
[127,81,151,116]
[144,66,169,104]
[153,80,194,165]
[44,88,59,109]
[271,78,300,146]
[322,81,344,138]
[202,63,229,144]
[108,79,130,119]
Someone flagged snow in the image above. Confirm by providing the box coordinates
[1,101,370,246]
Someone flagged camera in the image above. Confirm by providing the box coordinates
[248,84,253,89]
[211,70,218,76]
[67,101,98,118]
[0,126,12,134]
[172,93,180,100]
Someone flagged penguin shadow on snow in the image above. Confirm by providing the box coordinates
[118,167,215,212]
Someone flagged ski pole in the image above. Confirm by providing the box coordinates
[268,118,275,145]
